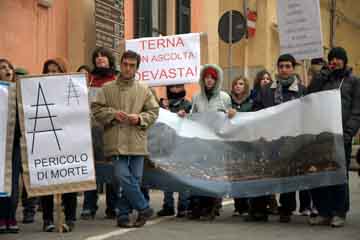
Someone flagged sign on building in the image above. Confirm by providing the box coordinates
[126,33,201,86]
[0,81,16,196]
[18,74,96,197]
[95,0,124,60]
[277,0,323,60]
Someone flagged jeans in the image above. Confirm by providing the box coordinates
[311,141,351,218]
[163,191,189,211]
[112,155,149,221]
[0,143,21,220]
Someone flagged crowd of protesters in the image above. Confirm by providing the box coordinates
[0,45,359,234]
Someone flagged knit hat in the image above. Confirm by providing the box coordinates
[203,67,218,80]
[15,67,29,76]
[328,47,348,65]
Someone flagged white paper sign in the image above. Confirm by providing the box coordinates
[277,0,323,60]
[0,82,9,194]
[126,33,201,86]
[20,74,95,187]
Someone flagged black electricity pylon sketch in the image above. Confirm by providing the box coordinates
[27,82,62,154]
[67,77,80,105]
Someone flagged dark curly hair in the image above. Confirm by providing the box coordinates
[253,69,272,90]
[92,47,116,71]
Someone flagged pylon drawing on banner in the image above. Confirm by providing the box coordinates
[27,82,62,154]
[66,77,80,105]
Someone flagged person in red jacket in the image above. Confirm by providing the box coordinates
[81,47,118,220]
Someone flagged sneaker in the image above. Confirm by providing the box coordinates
[176,210,187,218]
[0,219,7,234]
[299,209,311,216]
[62,221,75,232]
[134,208,154,227]
[244,213,268,222]
[80,209,95,220]
[43,220,55,232]
[331,216,345,228]
[23,212,35,224]
[117,217,134,228]
[157,208,175,217]
[6,219,19,233]
[308,216,331,226]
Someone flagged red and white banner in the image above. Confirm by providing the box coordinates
[247,9,257,38]
[126,33,201,87]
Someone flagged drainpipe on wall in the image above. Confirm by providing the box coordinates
[330,0,336,48]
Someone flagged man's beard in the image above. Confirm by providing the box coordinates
[121,73,135,80]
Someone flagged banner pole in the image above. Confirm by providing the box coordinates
[55,194,64,233]
[302,60,308,86]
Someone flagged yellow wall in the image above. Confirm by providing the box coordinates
[333,1,360,74]
[197,0,360,90]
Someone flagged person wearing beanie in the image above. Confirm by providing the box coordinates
[81,47,118,221]
[250,54,307,223]
[308,47,360,227]
[157,84,191,218]
[40,58,77,233]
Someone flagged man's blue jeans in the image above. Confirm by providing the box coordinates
[112,155,149,221]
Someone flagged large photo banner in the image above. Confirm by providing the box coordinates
[18,74,96,197]
[277,0,323,60]
[126,33,201,86]
[144,90,347,197]
[0,81,16,197]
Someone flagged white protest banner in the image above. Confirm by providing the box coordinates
[277,0,323,60]
[18,73,96,197]
[126,33,201,86]
[0,81,16,197]
[146,90,347,197]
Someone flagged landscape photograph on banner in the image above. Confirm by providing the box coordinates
[145,90,347,197]
[18,74,96,196]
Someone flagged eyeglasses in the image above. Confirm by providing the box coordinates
[278,64,293,69]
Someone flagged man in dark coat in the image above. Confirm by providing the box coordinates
[308,47,360,227]
[249,54,306,223]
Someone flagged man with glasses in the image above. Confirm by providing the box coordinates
[249,54,306,223]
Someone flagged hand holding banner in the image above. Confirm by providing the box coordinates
[18,74,96,197]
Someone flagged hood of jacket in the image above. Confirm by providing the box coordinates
[199,64,224,97]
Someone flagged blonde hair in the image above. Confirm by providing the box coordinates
[231,76,250,96]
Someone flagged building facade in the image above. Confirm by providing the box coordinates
[1,0,359,92]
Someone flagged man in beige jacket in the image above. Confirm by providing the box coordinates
[92,50,159,228]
